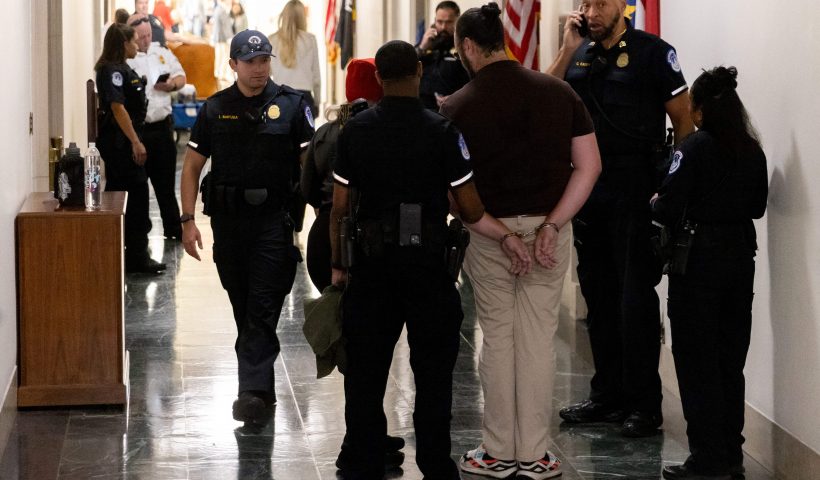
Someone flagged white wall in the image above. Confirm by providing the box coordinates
[662,0,820,454]
[0,0,33,403]
[62,1,99,146]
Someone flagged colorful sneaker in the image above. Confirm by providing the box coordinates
[517,451,562,479]
[459,444,517,478]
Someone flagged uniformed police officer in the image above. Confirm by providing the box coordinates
[95,22,166,274]
[416,1,470,110]
[179,29,314,426]
[329,40,531,480]
[547,0,695,437]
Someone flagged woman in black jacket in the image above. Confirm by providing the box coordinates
[653,66,768,480]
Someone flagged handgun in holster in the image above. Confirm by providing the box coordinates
[445,218,471,281]
[200,172,212,216]
[339,216,356,268]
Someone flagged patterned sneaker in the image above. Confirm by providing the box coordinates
[459,444,517,478]
[517,451,562,479]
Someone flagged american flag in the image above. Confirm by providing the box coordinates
[325,0,337,45]
[503,0,540,70]
[627,0,661,36]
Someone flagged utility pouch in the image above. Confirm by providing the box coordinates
[243,188,268,206]
[444,218,471,281]
[339,216,356,268]
[200,172,212,215]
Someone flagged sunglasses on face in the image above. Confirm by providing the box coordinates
[129,17,150,27]
[232,42,272,59]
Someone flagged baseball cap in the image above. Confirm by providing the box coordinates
[346,58,383,103]
[230,29,274,61]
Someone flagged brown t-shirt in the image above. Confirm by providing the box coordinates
[440,60,594,217]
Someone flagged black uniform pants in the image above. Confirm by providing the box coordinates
[668,254,754,474]
[573,167,663,413]
[341,258,463,480]
[211,212,300,393]
[306,207,331,292]
[99,137,152,264]
[143,117,181,236]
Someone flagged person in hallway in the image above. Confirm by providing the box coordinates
[211,0,235,85]
[134,0,167,47]
[95,23,167,274]
[547,0,695,437]
[330,39,532,480]
[179,30,314,426]
[416,1,469,110]
[127,13,186,241]
[440,3,601,478]
[302,58,382,292]
[268,0,321,117]
[230,0,248,35]
[652,67,768,480]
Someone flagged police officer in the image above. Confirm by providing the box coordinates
[416,1,470,110]
[547,0,695,437]
[127,13,186,240]
[179,29,314,426]
[653,67,768,480]
[95,22,166,274]
[329,40,531,480]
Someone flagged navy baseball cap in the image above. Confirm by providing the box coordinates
[230,30,274,61]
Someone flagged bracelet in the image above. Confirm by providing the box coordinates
[537,222,559,233]
[500,231,520,244]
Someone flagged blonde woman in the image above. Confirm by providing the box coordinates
[268,0,321,116]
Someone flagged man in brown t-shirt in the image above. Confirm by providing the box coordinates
[439,3,601,479]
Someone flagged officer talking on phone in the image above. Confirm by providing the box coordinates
[415,1,470,110]
[547,0,695,438]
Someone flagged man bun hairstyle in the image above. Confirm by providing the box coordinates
[456,2,504,53]
[375,40,418,81]
[691,66,760,155]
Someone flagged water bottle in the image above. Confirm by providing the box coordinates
[85,142,102,210]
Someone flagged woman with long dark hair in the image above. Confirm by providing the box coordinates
[95,23,165,273]
[652,66,768,480]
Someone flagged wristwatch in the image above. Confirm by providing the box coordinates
[180,213,195,223]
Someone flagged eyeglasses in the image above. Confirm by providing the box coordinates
[129,17,150,27]
[232,42,272,59]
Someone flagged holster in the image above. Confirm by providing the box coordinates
[444,219,470,281]
[652,219,697,276]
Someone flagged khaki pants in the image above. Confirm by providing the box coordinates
[464,216,571,461]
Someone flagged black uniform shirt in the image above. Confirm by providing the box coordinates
[188,79,314,199]
[333,96,473,226]
[96,63,147,130]
[565,19,687,156]
[418,47,470,110]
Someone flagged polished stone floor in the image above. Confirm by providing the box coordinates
[0,144,775,479]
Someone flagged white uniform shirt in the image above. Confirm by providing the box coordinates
[268,31,321,105]
[127,42,186,123]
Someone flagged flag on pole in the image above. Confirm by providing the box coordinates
[325,0,338,64]
[502,0,541,70]
[626,0,661,36]
[335,0,355,69]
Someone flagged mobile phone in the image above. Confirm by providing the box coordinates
[577,15,589,38]
[156,72,170,84]
[399,203,422,246]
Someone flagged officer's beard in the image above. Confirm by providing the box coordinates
[590,11,623,43]
[429,31,455,52]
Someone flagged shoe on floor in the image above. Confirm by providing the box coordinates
[459,444,517,479]
[621,411,663,437]
[517,451,562,479]
[385,435,404,452]
[126,258,167,274]
[662,464,732,480]
[335,447,405,471]
[558,399,627,423]
[232,391,270,427]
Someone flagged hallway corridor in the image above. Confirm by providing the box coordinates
[0,142,775,480]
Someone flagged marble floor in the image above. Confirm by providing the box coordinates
[0,142,775,479]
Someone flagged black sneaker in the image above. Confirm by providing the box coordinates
[621,411,663,437]
[335,447,405,471]
[559,399,627,424]
[385,435,404,452]
[662,464,731,480]
[126,258,167,274]
[232,391,270,427]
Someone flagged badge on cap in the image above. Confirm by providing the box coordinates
[617,53,629,68]
[667,49,682,73]
[159,55,166,64]
[305,105,315,128]
[267,105,280,120]
[249,35,262,45]
[669,151,683,174]
[458,134,470,160]
[111,71,123,87]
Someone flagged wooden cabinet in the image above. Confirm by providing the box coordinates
[16,192,128,407]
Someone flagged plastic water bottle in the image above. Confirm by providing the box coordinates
[85,142,102,210]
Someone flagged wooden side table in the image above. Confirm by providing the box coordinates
[16,192,128,407]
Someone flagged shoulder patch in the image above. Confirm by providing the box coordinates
[667,49,681,73]
[111,71,123,87]
[304,105,315,128]
[458,134,470,160]
[669,150,683,174]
